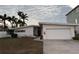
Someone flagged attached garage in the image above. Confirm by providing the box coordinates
[39,22,76,40]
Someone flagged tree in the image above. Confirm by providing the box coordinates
[0,14,8,29]
[14,18,18,27]
[11,16,17,28]
[0,11,28,29]
[17,11,28,26]
[7,16,18,28]
[17,19,23,27]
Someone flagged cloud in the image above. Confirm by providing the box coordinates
[0,5,72,25]
[24,5,72,23]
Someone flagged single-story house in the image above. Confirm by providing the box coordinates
[14,25,41,37]
[0,22,78,40]
[39,22,78,40]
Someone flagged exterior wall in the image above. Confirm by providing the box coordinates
[75,26,79,34]
[0,31,10,38]
[42,25,75,39]
[67,7,79,34]
[67,7,79,24]
[15,27,34,37]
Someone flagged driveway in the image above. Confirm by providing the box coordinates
[43,40,79,54]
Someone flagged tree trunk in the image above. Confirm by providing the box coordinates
[16,23,18,27]
[4,20,6,28]
[23,19,25,26]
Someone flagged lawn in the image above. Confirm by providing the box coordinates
[0,37,43,54]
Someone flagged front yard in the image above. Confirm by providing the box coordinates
[0,37,43,54]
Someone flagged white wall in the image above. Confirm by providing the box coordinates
[15,27,34,37]
[75,26,79,34]
[0,31,10,38]
[0,27,35,38]
[42,25,75,39]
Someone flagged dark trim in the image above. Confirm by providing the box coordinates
[39,22,78,26]
[40,24,43,40]
[33,26,41,37]
[33,27,35,36]
[15,29,25,32]
[66,5,79,16]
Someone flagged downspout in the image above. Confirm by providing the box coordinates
[40,24,43,39]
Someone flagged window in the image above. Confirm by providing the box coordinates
[15,30,25,32]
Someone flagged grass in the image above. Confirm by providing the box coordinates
[0,37,43,54]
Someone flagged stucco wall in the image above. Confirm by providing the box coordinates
[15,27,34,37]
[75,26,79,34]
[0,31,10,38]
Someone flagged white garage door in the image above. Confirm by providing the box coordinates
[44,28,72,40]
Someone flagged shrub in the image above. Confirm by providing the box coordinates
[73,37,79,40]
[73,34,79,40]
[11,34,17,38]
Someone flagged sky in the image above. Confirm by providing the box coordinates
[0,5,76,25]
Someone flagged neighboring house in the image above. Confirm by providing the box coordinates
[39,22,76,40]
[66,5,79,34]
[0,30,10,38]
[66,5,79,24]
[0,20,11,38]
[0,25,41,38]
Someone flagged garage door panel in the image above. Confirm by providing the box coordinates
[44,29,72,39]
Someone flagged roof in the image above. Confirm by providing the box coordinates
[39,22,79,26]
[66,5,79,16]
[15,25,39,29]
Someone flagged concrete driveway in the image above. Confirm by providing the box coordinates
[43,40,79,54]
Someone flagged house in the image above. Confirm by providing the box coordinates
[0,30,11,38]
[0,21,11,38]
[66,5,79,34]
[0,6,78,39]
[39,22,77,40]
[14,25,41,38]
[13,22,78,40]
[0,22,77,40]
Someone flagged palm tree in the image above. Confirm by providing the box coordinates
[7,16,12,23]
[17,11,28,26]
[14,18,18,27]
[7,16,18,28]
[11,16,16,28]
[0,14,8,29]
[7,15,26,28]
[17,19,23,27]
